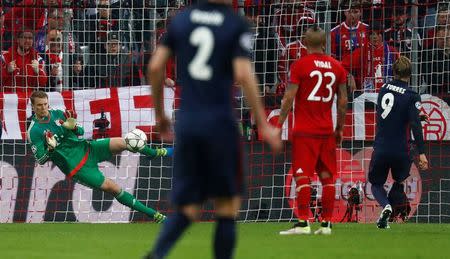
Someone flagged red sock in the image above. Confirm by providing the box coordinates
[321,184,336,221]
[296,177,311,221]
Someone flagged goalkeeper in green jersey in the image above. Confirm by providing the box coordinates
[27,91,172,223]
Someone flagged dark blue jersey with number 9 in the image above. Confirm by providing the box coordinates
[374,79,425,155]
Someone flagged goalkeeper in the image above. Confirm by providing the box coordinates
[27,91,171,223]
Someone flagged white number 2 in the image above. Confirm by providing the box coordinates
[307,70,336,102]
[381,92,395,119]
[188,27,214,81]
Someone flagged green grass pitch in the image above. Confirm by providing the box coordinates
[1,223,449,259]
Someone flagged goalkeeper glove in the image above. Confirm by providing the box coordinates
[63,109,77,119]
[59,109,78,130]
[59,117,77,130]
[45,131,58,150]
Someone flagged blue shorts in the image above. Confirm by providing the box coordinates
[368,150,412,185]
[171,128,244,206]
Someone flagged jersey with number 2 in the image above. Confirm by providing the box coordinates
[161,3,252,127]
[289,53,348,136]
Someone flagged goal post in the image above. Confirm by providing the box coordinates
[0,0,449,223]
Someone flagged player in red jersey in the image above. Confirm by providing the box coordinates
[277,25,348,235]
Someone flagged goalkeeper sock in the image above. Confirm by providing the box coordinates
[115,190,157,218]
[371,184,389,208]
[214,217,236,259]
[153,212,191,258]
[139,146,173,158]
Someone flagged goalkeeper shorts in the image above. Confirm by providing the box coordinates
[72,138,112,189]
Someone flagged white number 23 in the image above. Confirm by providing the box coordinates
[307,70,336,102]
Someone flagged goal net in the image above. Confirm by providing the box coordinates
[0,0,449,223]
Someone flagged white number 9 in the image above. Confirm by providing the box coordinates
[381,93,394,119]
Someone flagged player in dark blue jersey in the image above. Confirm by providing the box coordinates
[144,1,281,258]
[369,56,428,229]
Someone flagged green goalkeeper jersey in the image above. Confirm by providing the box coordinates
[27,109,88,176]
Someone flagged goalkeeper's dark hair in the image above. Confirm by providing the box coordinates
[30,91,49,104]
[393,56,412,80]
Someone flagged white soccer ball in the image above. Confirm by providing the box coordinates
[125,129,147,151]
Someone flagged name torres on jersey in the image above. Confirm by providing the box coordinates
[381,83,406,94]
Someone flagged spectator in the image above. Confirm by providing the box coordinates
[1,28,47,94]
[417,0,439,29]
[72,0,89,45]
[89,31,139,88]
[424,4,449,49]
[422,26,450,102]
[110,0,132,50]
[276,16,313,95]
[384,6,422,57]
[42,29,63,92]
[153,9,179,83]
[331,2,369,60]
[85,0,119,54]
[342,24,399,91]
[35,7,75,54]
[68,55,87,90]
[3,0,47,51]
[0,8,5,50]
[130,0,168,53]
[243,2,277,94]
[272,1,315,49]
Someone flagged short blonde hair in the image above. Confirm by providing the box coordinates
[393,56,411,79]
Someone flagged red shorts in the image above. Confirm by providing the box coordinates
[291,135,337,178]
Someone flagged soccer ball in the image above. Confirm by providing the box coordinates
[125,129,147,151]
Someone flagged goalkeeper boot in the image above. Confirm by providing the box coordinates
[314,221,332,235]
[156,147,174,157]
[376,204,392,229]
[154,212,167,223]
[279,220,311,235]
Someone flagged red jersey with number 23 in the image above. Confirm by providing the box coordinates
[289,53,348,136]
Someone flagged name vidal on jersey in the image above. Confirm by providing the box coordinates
[314,60,331,69]
[191,10,224,26]
[382,83,406,94]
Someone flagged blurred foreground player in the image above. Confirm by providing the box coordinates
[277,25,349,235]
[369,56,428,229]
[27,91,171,223]
[145,0,282,258]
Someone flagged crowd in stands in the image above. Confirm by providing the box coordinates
[0,0,448,104]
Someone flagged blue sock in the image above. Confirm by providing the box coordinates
[214,217,236,259]
[371,184,390,208]
[388,182,407,207]
[152,212,191,258]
